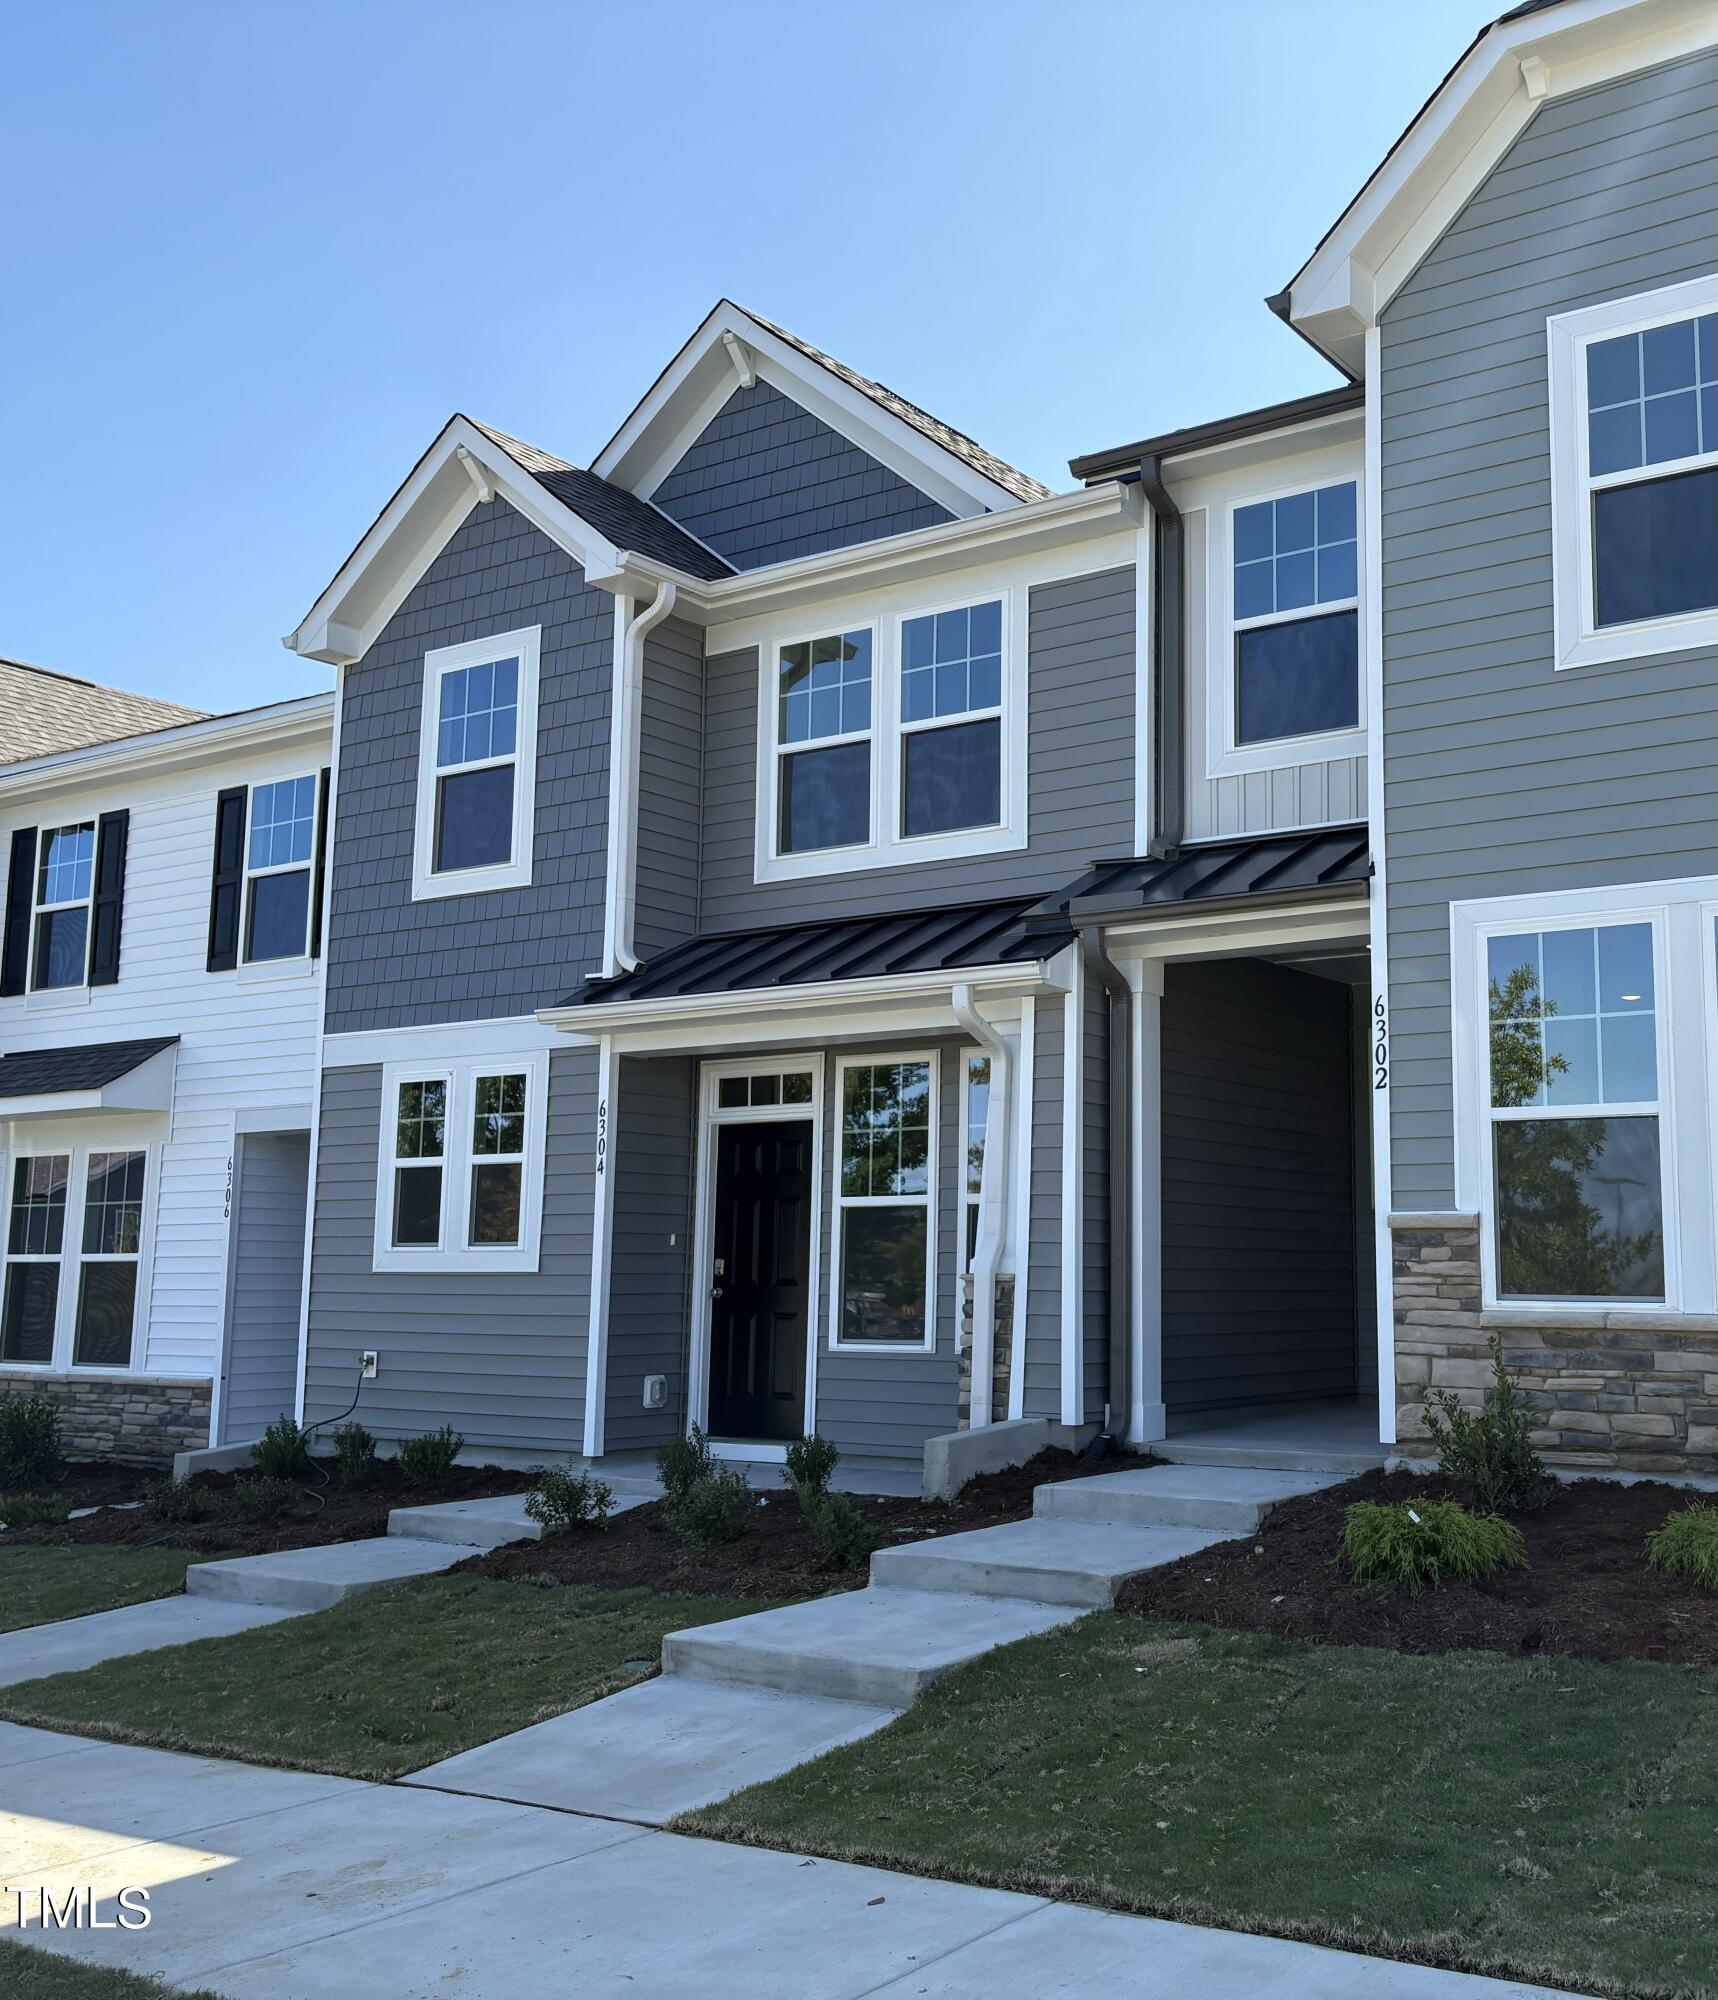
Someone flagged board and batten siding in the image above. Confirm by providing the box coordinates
[1380,48,1718,1208]
[303,1050,597,1451]
[325,497,613,1034]
[220,1132,311,1443]
[697,566,1138,932]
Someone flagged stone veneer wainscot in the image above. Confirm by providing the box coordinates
[0,1373,211,1466]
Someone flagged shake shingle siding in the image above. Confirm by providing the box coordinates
[650,381,953,570]
[1380,48,1718,1209]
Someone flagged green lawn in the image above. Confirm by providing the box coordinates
[680,1615,1718,2000]
[0,1574,777,1780]
[0,1548,201,1634]
[0,1937,216,2000]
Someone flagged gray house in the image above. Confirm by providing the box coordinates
[279,0,1716,1485]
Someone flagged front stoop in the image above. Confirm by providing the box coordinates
[870,1518,1230,1608]
[1033,1465,1337,1533]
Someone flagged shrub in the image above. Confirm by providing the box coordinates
[250,1415,312,1481]
[1646,1501,1718,1591]
[784,1433,839,1504]
[219,1475,299,1524]
[1421,1334,1552,1515]
[330,1421,378,1487]
[664,1463,756,1547]
[525,1467,615,1533]
[1341,1498,1526,1596]
[0,1491,72,1529]
[396,1424,464,1489]
[802,1490,882,1571]
[656,1426,714,1502]
[0,1395,64,1489]
[138,1476,214,1526]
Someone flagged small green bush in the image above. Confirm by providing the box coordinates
[665,1462,756,1547]
[784,1433,839,1503]
[396,1424,464,1489]
[0,1490,72,1528]
[0,1394,64,1489]
[250,1415,312,1481]
[656,1425,714,1502]
[219,1474,299,1524]
[1341,1497,1526,1596]
[138,1476,214,1526]
[802,1489,882,1571]
[1421,1334,1552,1516]
[525,1466,615,1533]
[330,1421,378,1487]
[1646,1501,1718,1591]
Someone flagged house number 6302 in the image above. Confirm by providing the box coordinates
[595,1098,608,1176]
[1373,992,1389,1092]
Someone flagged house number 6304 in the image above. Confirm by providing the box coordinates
[1373,992,1389,1092]
[595,1098,608,1176]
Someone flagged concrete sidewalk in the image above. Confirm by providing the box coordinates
[1,1723,1573,1999]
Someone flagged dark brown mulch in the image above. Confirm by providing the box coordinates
[3,1461,151,1512]
[455,1446,1158,1599]
[1118,1466,1718,1667]
[1,1460,539,1558]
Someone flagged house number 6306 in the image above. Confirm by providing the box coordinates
[1373,992,1389,1092]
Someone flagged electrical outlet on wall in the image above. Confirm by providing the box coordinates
[642,1374,667,1411]
[360,1351,379,1380]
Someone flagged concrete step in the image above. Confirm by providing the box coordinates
[406,1675,898,1823]
[387,1495,543,1548]
[1034,1464,1338,1534]
[1156,1435,1383,1476]
[185,1536,477,1611]
[662,1587,1079,1707]
[870,1517,1231,1608]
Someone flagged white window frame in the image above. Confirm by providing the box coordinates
[29,821,96,994]
[829,1049,940,1355]
[411,626,541,901]
[371,1050,549,1273]
[1451,878,1718,1317]
[767,616,880,866]
[241,772,319,965]
[1547,275,1718,671]
[0,1135,158,1374]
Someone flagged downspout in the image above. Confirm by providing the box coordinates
[602,574,677,976]
[1135,454,1184,857]
[951,983,1011,1432]
[1080,932,1131,1441]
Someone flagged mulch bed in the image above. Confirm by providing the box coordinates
[1118,1467,1718,1667]
[454,1446,1158,1600]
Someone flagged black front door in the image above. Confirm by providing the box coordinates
[708,1119,811,1443]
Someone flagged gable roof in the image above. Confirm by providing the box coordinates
[0,658,207,766]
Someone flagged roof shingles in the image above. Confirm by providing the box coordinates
[1,660,207,767]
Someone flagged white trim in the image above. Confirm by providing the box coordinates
[238,770,321,967]
[599,596,632,977]
[370,1050,549,1275]
[1007,999,1034,1422]
[0,695,333,801]
[582,1036,619,1459]
[0,1043,179,1122]
[828,1050,939,1356]
[26,819,95,996]
[1059,962,1083,1426]
[1363,325,1394,1445]
[1547,276,1718,670]
[410,626,540,901]
[323,1012,562,1071]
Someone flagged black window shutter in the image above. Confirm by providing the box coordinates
[309,765,331,958]
[88,809,130,987]
[206,787,248,973]
[1,827,37,997]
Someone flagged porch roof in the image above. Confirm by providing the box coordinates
[1046,825,1371,926]
[0,1036,179,1116]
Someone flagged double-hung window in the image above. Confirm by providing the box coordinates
[1,1145,149,1369]
[413,627,540,898]
[899,602,1003,837]
[1230,482,1359,749]
[243,776,318,962]
[833,1055,937,1349]
[31,823,95,990]
[1549,277,1718,667]
[374,1053,548,1271]
[777,628,873,855]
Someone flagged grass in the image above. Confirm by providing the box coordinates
[0,1548,201,1635]
[679,1614,1718,2000]
[0,1937,219,1999]
[0,1574,777,1780]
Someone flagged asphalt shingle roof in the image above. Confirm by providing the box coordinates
[0,660,207,767]
[0,1037,179,1100]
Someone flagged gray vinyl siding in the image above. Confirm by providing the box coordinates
[635,616,704,959]
[1021,991,1064,1419]
[219,1133,310,1444]
[604,1055,696,1450]
[1160,961,1358,1417]
[1380,49,1718,1208]
[1082,977,1110,1425]
[302,1049,597,1451]
[698,566,1137,931]
[325,498,612,1033]
[649,380,953,570]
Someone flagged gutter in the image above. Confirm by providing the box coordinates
[951,983,1012,1434]
[1134,455,1184,858]
[601,577,678,976]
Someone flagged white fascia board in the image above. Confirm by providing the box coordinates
[0,695,335,805]
[592,301,1030,518]
[1100,895,1369,963]
[284,418,625,666]
[321,1012,565,1071]
[1286,0,1709,374]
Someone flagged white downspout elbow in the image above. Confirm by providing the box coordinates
[602,574,677,977]
[952,982,1011,1431]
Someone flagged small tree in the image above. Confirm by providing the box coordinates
[1421,1334,1551,1515]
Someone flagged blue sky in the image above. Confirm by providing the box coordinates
[1,0,1490,713]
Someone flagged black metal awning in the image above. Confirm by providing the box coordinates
[1044,825,1370,927]
[0,1036,179,1106]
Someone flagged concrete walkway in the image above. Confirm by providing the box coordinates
[0,1598,299,1690]
[1,1722,1572,1999]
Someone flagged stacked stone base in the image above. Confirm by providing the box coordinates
[1392,1219,1718,1477]
[0,1372,211,1466]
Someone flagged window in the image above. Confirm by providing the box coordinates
[900,603,1003,838]
[373,1052,548,1270]
[960,1052,991,1271]
[0,1145,150,1369]
[31,823,94,990]
[1485,922,1664,1302]
[1230,483,1359,748]
[715,1070,814,1110]
[243,775,318,963]
[412,627,540,899]
[776,628,872,855]
[833,1056,936,1349]
[1548,277,1718,668]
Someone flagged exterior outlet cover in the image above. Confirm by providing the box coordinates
[360,1351,379,1380]
[642,1374,667,1411]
